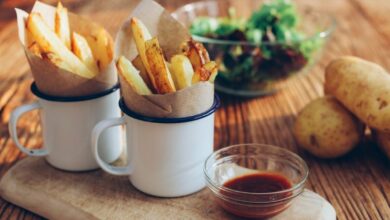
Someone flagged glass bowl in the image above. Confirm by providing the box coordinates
[204,144,309,218]
[173,0,336,97]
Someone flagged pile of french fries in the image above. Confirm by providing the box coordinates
[25,2,113,79]
[117,18,218,95]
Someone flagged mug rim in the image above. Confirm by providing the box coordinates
[119,95,220,124]
[31,82,119,102]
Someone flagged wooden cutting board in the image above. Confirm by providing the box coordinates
[0,157,336,220]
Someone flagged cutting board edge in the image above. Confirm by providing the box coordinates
[0,158,97,220]
[0,157,337,220]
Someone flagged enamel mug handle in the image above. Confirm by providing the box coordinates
[8,101,49,156]
[92,116,132,175]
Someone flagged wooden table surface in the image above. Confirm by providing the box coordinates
[0,0,389,219]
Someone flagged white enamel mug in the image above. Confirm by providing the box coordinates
[9,83,123,171]
[92,96,220,197]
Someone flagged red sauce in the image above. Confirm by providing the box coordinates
[218,172,293,219]
[223,173,292,193]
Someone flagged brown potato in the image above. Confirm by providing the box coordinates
[325,56,390,132]
[373,130,390,158]
[294,96,363,158]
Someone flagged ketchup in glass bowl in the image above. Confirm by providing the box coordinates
[204,144,308,219]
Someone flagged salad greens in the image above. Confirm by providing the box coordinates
[190,0,324,87]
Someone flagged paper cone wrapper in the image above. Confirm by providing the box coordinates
[16,1,117,97]
[115,0,215,118]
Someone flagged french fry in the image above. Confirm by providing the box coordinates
[145,37,176,94]
[85,28,113,71]
[205,61,218,82]
[117,56,152,95]
[55,2,71,49]
[71,32,99,75]
[28,42,42,58]
[130,17,156,88]
[42,52,73,71]
[208,70,218,83]
[27,13,95,78]
[192,61,218,83]
[25,28,36,47]
[182,40,210,70]
[169,54,194,90]
[192,67,208,84]
[132,55,153,91]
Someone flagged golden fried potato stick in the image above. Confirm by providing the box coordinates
[132,55,153,91]
[169,54,194,90]
[42,52,73,72]
[55,2,71,49]
[130,17,156,88]
[85,28,114,71]
[182,40,210,70]
[145,37,176,94]
[192,61,218,83]
[71,32,99,75]
[117,56,152,95]
[27,13,95,78]
[27,42,42,58]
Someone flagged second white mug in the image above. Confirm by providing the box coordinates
[92,96,220,197]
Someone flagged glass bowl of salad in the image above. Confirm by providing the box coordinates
[173,0,336,97]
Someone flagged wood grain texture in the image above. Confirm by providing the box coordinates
[0,157,336,220]
[0,0,389,219]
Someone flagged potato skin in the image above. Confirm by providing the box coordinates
[325,56,390,132]
[294,96,363,158]
[374,130,390,158]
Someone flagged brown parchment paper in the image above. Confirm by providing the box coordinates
[16,1,117,97]
[115,0,214,118]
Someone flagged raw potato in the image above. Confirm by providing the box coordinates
[294,96,363,158]
[325,56,390,132]
[374,131,390,158]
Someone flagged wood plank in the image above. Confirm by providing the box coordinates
[0,0,389,219]
[0,157,336,220]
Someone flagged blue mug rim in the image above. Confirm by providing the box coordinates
[31,82,120,102]
[119,95,220,124]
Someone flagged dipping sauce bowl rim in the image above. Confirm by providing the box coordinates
[204,143,309,203]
